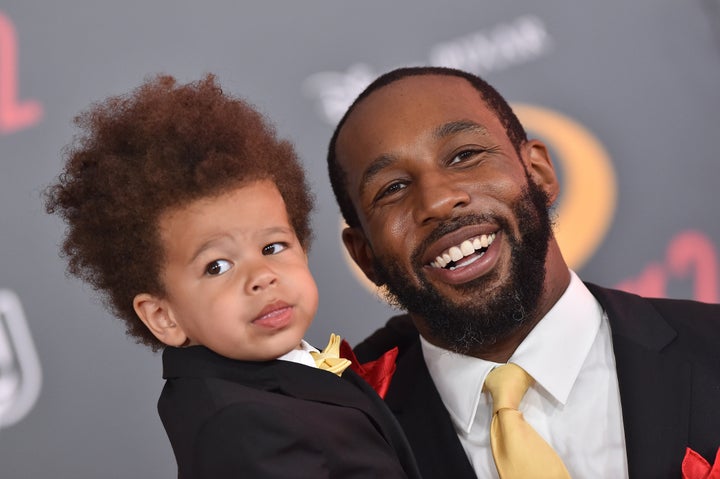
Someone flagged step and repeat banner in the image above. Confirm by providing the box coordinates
[2,1,719,477]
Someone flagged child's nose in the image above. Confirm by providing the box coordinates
[247,267,278,294]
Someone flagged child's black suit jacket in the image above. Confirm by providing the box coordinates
[158,346,421,479]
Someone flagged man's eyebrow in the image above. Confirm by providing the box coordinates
[356,121,488,197]
[433,120,489,139]
[359,154,396,197]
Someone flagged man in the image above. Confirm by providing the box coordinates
[327,66,720,478]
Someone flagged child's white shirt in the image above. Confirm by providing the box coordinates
[277,339,318,368]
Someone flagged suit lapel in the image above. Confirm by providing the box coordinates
[342,370,423,479]
[231,356,423,478]
[386,340,478,479]
[586,283,691,477]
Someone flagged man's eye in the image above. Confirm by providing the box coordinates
[205,259,232,276]
[449,149,481,165]
[376,181,407,200]
[262,242,288,255]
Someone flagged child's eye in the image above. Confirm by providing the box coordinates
[205,259,232,276]
[262,242,288,255]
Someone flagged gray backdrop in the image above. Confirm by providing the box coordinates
[2,1,719,477]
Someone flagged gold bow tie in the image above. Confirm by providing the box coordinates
[310,333,352,376]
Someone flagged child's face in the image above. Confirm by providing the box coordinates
[151,180,318,361]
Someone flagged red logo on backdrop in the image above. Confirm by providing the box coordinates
[0,11,43,134]
[616,230,718,303]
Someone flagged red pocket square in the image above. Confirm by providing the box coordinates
[340,339,398,399]
[682,447,720,479]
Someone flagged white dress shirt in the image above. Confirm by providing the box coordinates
[277,339,319,368]
[421,271,629,478]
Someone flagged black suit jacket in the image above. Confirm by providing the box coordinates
[158,346,421,479]
[354,283,720,479]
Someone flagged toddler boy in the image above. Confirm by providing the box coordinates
[45,74,419,478]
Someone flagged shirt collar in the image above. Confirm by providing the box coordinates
[277,339,318,368]
[421,270,603,434]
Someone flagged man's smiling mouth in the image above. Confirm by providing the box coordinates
[429,233,496,270]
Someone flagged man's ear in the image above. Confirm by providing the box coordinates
[341,226,380,285]
[524,140,560,203]
[133,293,188,347]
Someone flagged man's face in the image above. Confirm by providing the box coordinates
[336,75,558,353]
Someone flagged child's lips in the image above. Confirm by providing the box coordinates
[252,301,293,329]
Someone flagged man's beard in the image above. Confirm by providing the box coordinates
[371,178,553,355]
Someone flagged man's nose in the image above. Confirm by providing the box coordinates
[413,173,471,225]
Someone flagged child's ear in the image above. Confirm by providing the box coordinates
[133,293,188,347]
[342,226,380,286]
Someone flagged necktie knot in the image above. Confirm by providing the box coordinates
[484,363,534,413]
[310,333,352,376]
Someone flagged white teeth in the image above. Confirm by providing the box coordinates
[430,233,496,269]
[431,256,446,268]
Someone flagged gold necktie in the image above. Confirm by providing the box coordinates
[484,363,571,479]
[310,333,352,376]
